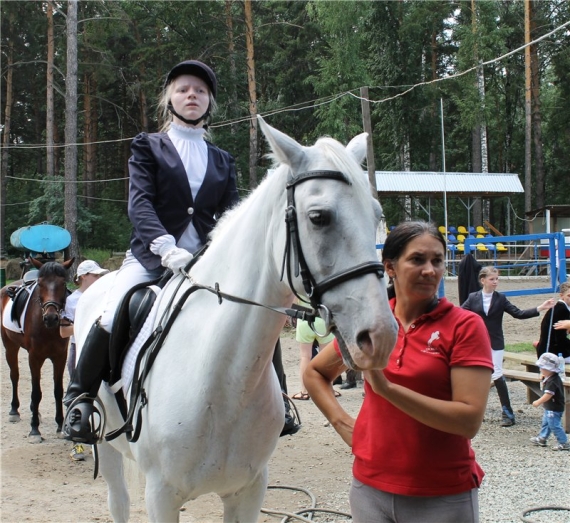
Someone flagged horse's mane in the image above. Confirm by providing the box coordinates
[38,261,67,278]
[211,134,368,244]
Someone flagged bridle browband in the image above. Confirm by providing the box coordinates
[280,169,385,333]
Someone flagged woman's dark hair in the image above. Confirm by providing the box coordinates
[382,221,446,263]
[382,221,446,299]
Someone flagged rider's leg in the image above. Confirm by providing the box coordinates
[63,252,161,442]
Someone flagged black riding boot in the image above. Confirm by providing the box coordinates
[494,377,515,427]
[340,369,358,389]
[63,321,111,443]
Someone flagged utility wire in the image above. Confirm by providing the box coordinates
[2,19,568,151]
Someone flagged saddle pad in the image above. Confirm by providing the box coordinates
[2,283,36,334]
[119,284,165,395]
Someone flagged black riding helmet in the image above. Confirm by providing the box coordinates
[165,60,217,127]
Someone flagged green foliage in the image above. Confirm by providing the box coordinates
[504,343,535,354]
[80,248,113,265]
[2,0,570,249]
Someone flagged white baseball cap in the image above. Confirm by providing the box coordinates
[75,260,109,281]
[536,352,562,373]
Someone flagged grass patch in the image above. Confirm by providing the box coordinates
[504,342,535,354]
[80,248,112,265]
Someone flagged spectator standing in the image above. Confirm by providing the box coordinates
[535,282,570,361]
[461,266,555,427]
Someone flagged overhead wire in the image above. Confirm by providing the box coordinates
[2,17,569,210]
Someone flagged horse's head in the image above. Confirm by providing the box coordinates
[32,258,74,329]
[258,117,398,370]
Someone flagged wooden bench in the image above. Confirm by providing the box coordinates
[503,351,570,377]
[502,368,570,433]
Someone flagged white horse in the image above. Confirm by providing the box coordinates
[73,117,398,522]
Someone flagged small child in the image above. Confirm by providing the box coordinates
[529,352,569,451]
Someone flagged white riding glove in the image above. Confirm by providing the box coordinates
[161,247,193,273]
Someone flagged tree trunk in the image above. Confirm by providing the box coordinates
[64,0,80,268]
[83,72,97,207]
[530,2,545,210]
[0,10,15,257]
[524,0,532,231]
[244,0,258,189]
[46,1,55,179]
[225,0,241,183]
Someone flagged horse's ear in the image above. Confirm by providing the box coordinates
[62,257,75,270]
[29,257,43,270]
[257,115,306,170]
[346,133,368,165]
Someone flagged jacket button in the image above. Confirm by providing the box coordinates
[187,207,194,215]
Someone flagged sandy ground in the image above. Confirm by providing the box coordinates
[1,277,566,522]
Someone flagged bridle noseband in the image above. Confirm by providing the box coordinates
[281,169,385,333]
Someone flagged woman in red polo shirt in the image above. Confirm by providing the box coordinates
[305,221,493,523]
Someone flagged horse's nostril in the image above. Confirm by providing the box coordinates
[356,330,372,350]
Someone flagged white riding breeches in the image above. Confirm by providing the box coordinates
[99,250,163,333]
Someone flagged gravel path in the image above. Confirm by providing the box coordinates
[475,381,570,523]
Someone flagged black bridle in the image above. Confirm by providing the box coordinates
[38,298,65,320]
[281,169,385,332]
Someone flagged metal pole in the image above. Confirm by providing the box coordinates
[440,99,449,288]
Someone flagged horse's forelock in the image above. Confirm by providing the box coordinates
[38,261,68,279]
[311,137,369,192]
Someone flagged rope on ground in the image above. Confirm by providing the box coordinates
[261,485,352,522]
[520,505,570,523]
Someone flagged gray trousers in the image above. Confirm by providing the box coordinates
[349,478,479,523]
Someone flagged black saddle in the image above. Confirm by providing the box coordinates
[7,274,39,329]
[108,269,173,388]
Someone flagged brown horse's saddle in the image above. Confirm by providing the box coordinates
[6,272,39,329]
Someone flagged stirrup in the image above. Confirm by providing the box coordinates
[63,394,105,445]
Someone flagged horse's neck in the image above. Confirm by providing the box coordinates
[184,177,293,363]
[198,179,291,308]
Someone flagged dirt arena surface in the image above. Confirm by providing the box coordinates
[2,276,568,522]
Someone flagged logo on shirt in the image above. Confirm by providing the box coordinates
[422,331,441,354]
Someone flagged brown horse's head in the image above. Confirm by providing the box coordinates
[30,258,74,328]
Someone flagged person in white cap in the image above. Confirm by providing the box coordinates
[529,352,569,451]
[60,260,109,460]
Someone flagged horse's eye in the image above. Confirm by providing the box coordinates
[308,210,331,226]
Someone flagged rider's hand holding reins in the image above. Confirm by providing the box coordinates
[161,247,193,273]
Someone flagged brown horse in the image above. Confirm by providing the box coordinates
[1,257,73,443]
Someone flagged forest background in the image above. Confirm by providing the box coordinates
[1,0,569,267]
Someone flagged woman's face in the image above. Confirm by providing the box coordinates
[169,74,210,126]
[481,273,499,293]
[385,233,445,302]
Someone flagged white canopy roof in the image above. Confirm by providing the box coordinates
[374,171,524,197]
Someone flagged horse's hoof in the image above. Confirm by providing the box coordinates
[28,435,43,444]
[8,414,21,423]
[56,431,66,440]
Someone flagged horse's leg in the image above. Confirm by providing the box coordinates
[4,341,21,422]
[221,467,268,523]
[51,352,66,436]
[145,475,184,523]
[27,353,45,443]
[98,442,130,523]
